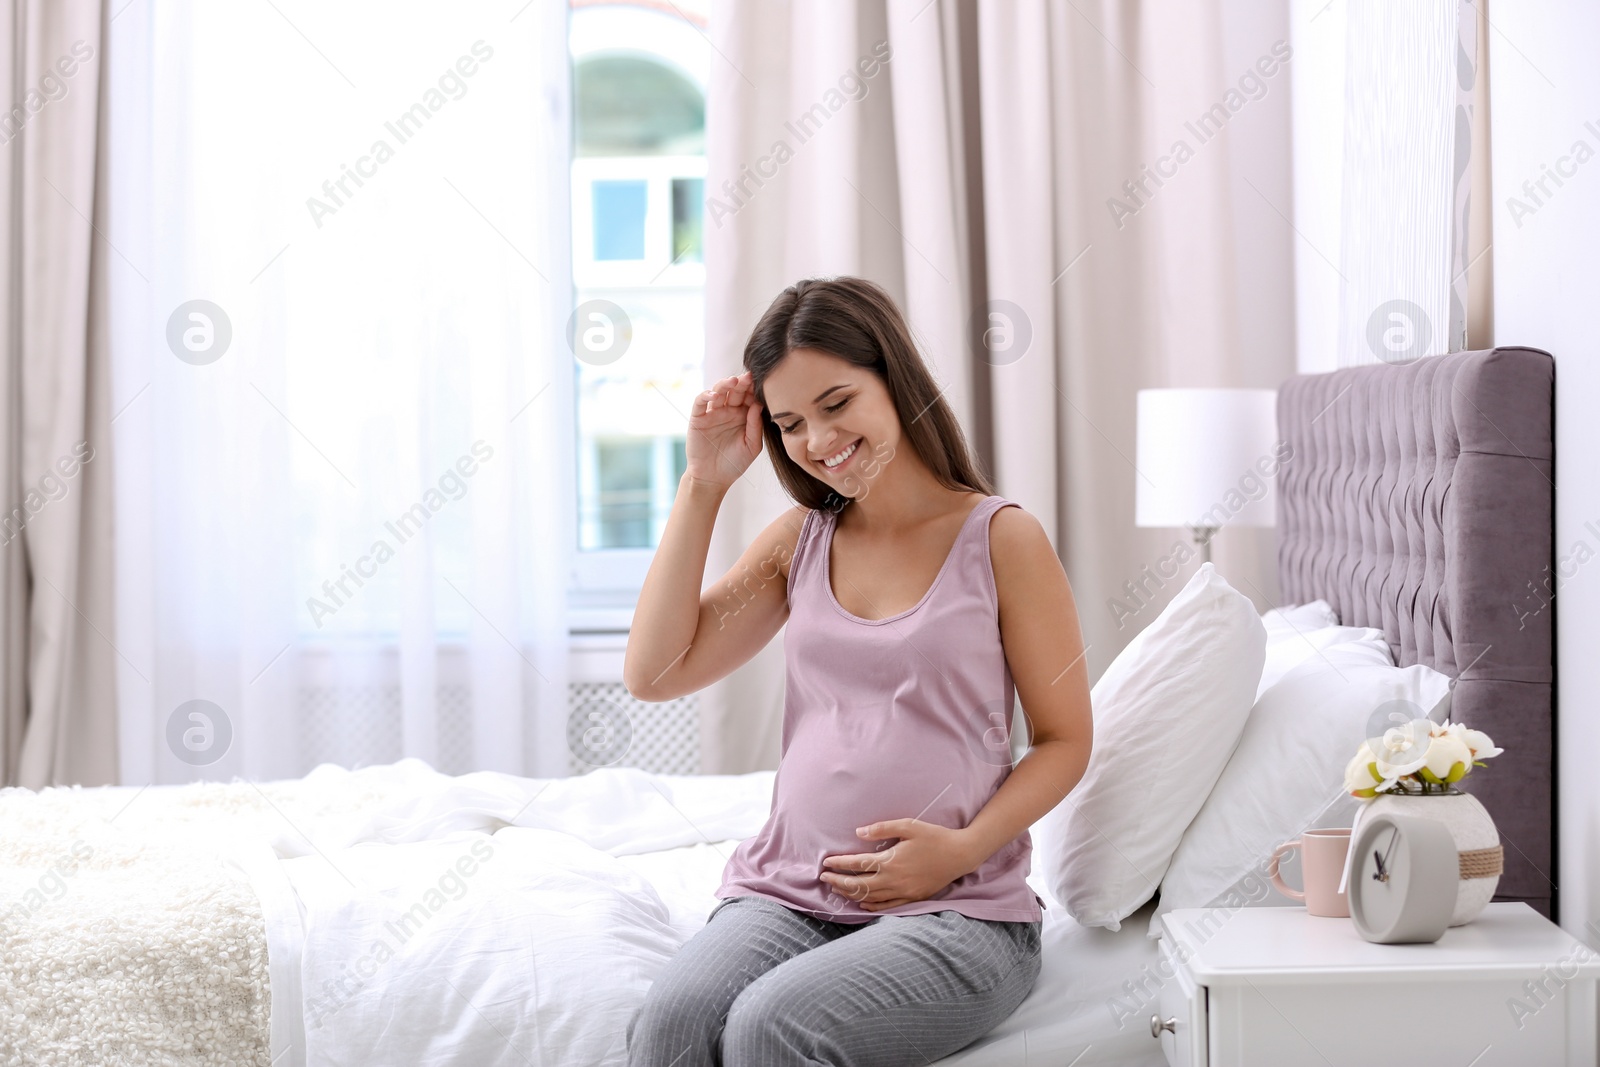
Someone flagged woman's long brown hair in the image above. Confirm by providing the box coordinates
[742,276,995,512]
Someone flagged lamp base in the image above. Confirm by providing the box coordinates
[1189,525,1219,565]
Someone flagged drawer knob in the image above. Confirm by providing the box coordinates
[1150,1014,1177,1038]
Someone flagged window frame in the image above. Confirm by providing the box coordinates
[571,155,708,288]
[566,3,711,626]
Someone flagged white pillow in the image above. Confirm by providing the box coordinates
[1034,562,1266,930]
[1148,635,1453,936]
[1257,618,1390,700]
[1261,599,1338,639]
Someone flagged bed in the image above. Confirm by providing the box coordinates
[0,761,1162,1067]
[0,346,1555,1066]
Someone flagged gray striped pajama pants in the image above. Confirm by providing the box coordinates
[625,894,1043,1066]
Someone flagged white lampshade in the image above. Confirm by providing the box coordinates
[1135,388,1280,530]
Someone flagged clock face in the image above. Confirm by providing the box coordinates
[1348,812,1457,944]
[1354,822,1409,934]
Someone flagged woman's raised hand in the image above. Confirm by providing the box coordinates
[685,370,764,491]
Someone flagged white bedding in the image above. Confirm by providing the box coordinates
[256,759,1164,1066]
[7,760,1165,1066]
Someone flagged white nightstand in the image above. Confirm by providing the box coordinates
[1151,902,1599,1066]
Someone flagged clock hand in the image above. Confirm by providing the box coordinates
[1373,827,1401,882]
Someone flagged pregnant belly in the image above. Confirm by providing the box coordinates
[771,706,1004,864]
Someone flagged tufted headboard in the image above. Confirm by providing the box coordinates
[1276,346,1557,920]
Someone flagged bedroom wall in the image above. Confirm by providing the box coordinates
[1486,3,1600,947]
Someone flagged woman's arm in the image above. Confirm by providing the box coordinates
[624,371,805,702]
[623,475,806,701]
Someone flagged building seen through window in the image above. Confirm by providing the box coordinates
[570,3,708,555]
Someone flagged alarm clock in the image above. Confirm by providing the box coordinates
[1347,812,1458,944]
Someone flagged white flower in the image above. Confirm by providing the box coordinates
[1373,718,1431,778]
[1460,726,1503,760]
[1344,741,1382,799]
[1435,720,1504,761]
[1421,731,1473,784]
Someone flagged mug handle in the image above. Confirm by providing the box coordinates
[1268,840,1305,901]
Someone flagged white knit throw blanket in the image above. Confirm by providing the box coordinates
[0,782,271,1065]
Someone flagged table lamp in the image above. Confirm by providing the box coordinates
[1135,388,1280,564]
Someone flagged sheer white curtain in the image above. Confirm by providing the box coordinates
[107,1,573,784]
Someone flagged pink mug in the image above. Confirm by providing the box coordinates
[1267,828,1351,917]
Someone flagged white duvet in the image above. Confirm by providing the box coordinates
[246,759,775,1067]
[249,759,1163,1067]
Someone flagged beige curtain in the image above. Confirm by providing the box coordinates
[0,0,116,787]
[702,0,1294,773]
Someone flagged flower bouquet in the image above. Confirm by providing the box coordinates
[1344,719,1504,798]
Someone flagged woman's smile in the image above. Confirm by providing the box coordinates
[818,437,863,473]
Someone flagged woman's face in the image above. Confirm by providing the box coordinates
[761,347,899,498]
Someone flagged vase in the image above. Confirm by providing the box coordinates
[1362,789,1501,925]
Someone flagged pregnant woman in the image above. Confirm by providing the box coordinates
[623,276,1093,1066]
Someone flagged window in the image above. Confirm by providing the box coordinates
[568,3,709,605]
[592,179,650,260]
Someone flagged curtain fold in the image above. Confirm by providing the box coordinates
[0,0,117,788]
[106,2,573,786]
[702,0,1294,773]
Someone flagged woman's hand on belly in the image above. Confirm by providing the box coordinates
[819,819,982,912]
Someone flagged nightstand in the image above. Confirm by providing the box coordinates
[1151,902,1599,1066]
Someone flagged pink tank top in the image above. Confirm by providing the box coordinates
[714,494,1045,924]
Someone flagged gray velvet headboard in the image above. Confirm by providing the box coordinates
[1276,346,1556,920]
